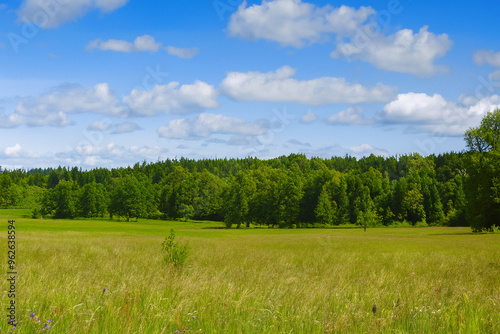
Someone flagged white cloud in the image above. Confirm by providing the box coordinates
[332,26,452,77]
[66,142,168,167]
[86,35,161,53]
[88,120,112,131]
[4,144,22,158]
[489,69,500,81]
[349,144,389,157]
[287,139,311,147]
[2,144,39,160]
[382,93,450,123]
[301,110,317,123]
[124,81,219,116]
[380,92,500,136]
[228,0,374,47]
[17,0,129,29]
[473,50,500,67]
[0,79,220,128]
[0,83,125,128]
[327,107,373,125]
[0,142,169,169]
[221,66,396,105]
[158,113,266,139]
[111,121,141,134]
[165,46,199,59]
[0,110,72,128]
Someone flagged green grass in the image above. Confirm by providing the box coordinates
[1,210,499,333]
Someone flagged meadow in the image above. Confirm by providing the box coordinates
[1,209,499,333]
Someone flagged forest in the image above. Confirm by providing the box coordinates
[1,110,499,232]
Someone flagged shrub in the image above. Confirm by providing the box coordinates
[161,229,189,267]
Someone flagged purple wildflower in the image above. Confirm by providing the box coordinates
[30,312,35,317]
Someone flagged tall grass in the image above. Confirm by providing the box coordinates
[1,214,499,333]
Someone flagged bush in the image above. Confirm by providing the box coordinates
[161,229,189,267]
[31,208,41,219]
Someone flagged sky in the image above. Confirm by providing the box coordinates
[1,0,500,170]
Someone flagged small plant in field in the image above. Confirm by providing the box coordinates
[162,229,189,267]
[28,312,52,332]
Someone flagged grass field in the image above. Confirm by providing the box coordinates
[1,209,499,333]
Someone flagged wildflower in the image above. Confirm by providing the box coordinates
[30,312,35,317]
[192,316,196,319]
[47,320,52,323]
[103,288,107,293]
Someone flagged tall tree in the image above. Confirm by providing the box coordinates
[80,182,108,218]
[464,109,500,231]
[108,175,150,221]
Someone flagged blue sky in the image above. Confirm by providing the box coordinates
[1,0,500,169]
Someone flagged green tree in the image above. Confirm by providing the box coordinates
[0,173,21,207]
[80,182,108,218]
[41,179,79,218]
[315,185,336,225]
[108,175,149,221]
[159,166,196,219]
[223,171,255,228]
[464,109,500,231]
[465,109,500,152]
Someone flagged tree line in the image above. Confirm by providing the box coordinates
[1,109,499,232]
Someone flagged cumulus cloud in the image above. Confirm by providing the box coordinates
[3,144,22,158]
[228,0,374,47]
[111,121,141,134]
[88,120,112,131]
[2,144,39,161]
[86,35,198,58]
[327,107,373,125]
[349,144,389,157]
[300,110,317,123]
[157,113,266,139]
[86,35,161,53]
[17,0,129,29]
[0,78,220,128]
[63,142,168,167]
[473,50,500,67]
[0,83,126,128]
[332,26,452,77]
[490,69,500,81]
[165,46,199,59]
[221,66,396,105]
[287,139,311,147]
[123,81,219,116]
[379,92,500,136]
[0,142,169,169]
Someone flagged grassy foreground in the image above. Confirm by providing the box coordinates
[1,209,499,333]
